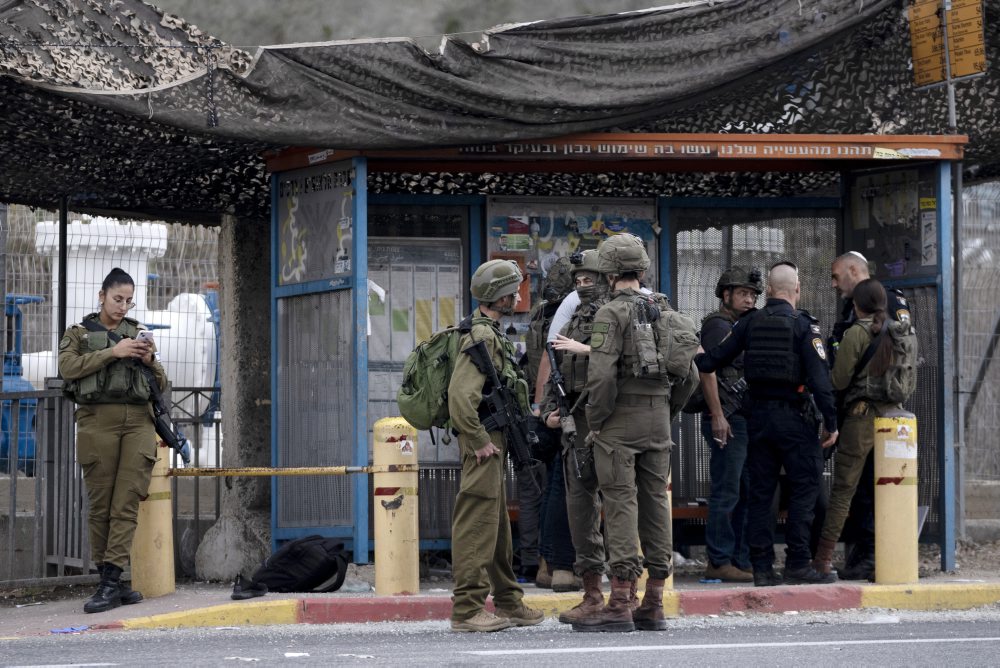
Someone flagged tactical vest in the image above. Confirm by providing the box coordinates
[743,307,801,385]
[702,311,744,386]
[558,300,605,395]
[478,316,533,415]
[620,292,699,388]
[63,315,152,405]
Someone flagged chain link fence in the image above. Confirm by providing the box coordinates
[961,181,1000,483]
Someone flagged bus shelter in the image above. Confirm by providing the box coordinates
[264,132,966,568]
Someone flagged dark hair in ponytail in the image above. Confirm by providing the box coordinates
[101,267,134,293]
[853,278,893,376]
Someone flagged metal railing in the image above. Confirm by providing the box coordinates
[0,385,222,587]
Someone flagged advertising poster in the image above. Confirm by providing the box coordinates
[276,161,355,285]
[486,197,659,354]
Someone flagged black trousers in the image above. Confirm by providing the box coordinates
[746,401,824,572]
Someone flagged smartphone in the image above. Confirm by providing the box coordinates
[136,331,154,344]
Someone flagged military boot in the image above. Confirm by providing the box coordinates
[632,578,668,631]
[839,543,875,581]
[571,576,635,633]
[558,571,605,624]
[811,537,838,577]
[84,564,123,614]
[628,578,640,611]
[115,565,144,605]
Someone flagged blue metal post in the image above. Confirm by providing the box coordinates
[269,173,280,551]
[937,161,956,571]
[352,157,370,564]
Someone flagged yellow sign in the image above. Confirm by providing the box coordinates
[910,0,987,87]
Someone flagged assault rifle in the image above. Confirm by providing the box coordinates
[463,340,540,474]
[80,320,192,465]
[545,342,577,442]
[546,342,594,481]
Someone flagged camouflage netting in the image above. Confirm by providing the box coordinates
[1,0,998,221]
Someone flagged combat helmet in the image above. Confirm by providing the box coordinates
[715,266,763,299]
[470,259,524,302]
[597,233,650,275]
[541,256,575,302]
[569,249,601,278]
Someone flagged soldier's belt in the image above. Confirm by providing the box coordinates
[617,394,670,407]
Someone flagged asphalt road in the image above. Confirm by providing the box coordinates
[2,608,999,667]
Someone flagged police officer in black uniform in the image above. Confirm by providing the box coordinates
[696,262,839,586]
[828,251,914,580]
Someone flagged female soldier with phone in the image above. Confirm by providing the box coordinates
[58,267,169,613]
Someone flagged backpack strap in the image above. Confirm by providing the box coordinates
[848,326,885,388]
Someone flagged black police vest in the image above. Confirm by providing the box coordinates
[743,308,801,385]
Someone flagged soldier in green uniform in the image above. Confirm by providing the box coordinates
[58,268,168,614]
[449,259,544,633]
[574,234,673,633]
[544,249,616,624]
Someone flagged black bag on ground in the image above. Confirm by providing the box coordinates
[249,535,349,593]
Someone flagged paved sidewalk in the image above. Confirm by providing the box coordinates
[3,573,999,638]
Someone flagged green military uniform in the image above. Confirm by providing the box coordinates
[821,317,898,545]
[548,297,606,577]
[58,313,167,570]
[448,311,526,623]
[585,287,673,582]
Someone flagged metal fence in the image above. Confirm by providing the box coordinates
[961,182,1000,483]
[0,386,220,587]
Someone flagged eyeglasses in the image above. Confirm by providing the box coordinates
[109,296,136,310]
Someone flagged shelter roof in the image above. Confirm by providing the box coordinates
[1,0,997,222]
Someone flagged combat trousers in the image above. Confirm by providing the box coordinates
[451,430,523,622]
[593,398,672,581]
[75,403,158,569]
[562,407,605,575]
[821,407,876,544]
[745,401,823,572]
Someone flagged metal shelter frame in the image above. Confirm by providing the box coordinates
[265,132,967,570]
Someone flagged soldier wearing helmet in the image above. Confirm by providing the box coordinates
[448,259,543,633]
[542,248,615,625]
[572,233,672,633]
[698,267,762,584]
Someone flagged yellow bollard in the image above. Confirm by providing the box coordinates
[131,444,175,598]
[373,417,420,595]
[873,408,919,584]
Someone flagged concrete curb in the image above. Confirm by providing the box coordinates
[100,582,1000,632]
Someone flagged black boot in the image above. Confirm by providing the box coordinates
[753,568,783,587]
[784,564,838,585]
[839,544,875,581]
[84,564,123,614]
[116,566,144,605]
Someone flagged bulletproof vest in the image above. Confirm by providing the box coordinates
[743,307,802,385]
[63,315,152,405]
[558,299,605,395]
[702,311,743,385]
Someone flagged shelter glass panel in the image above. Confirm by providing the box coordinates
[366,235,465,463]
[276,291,353,527]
